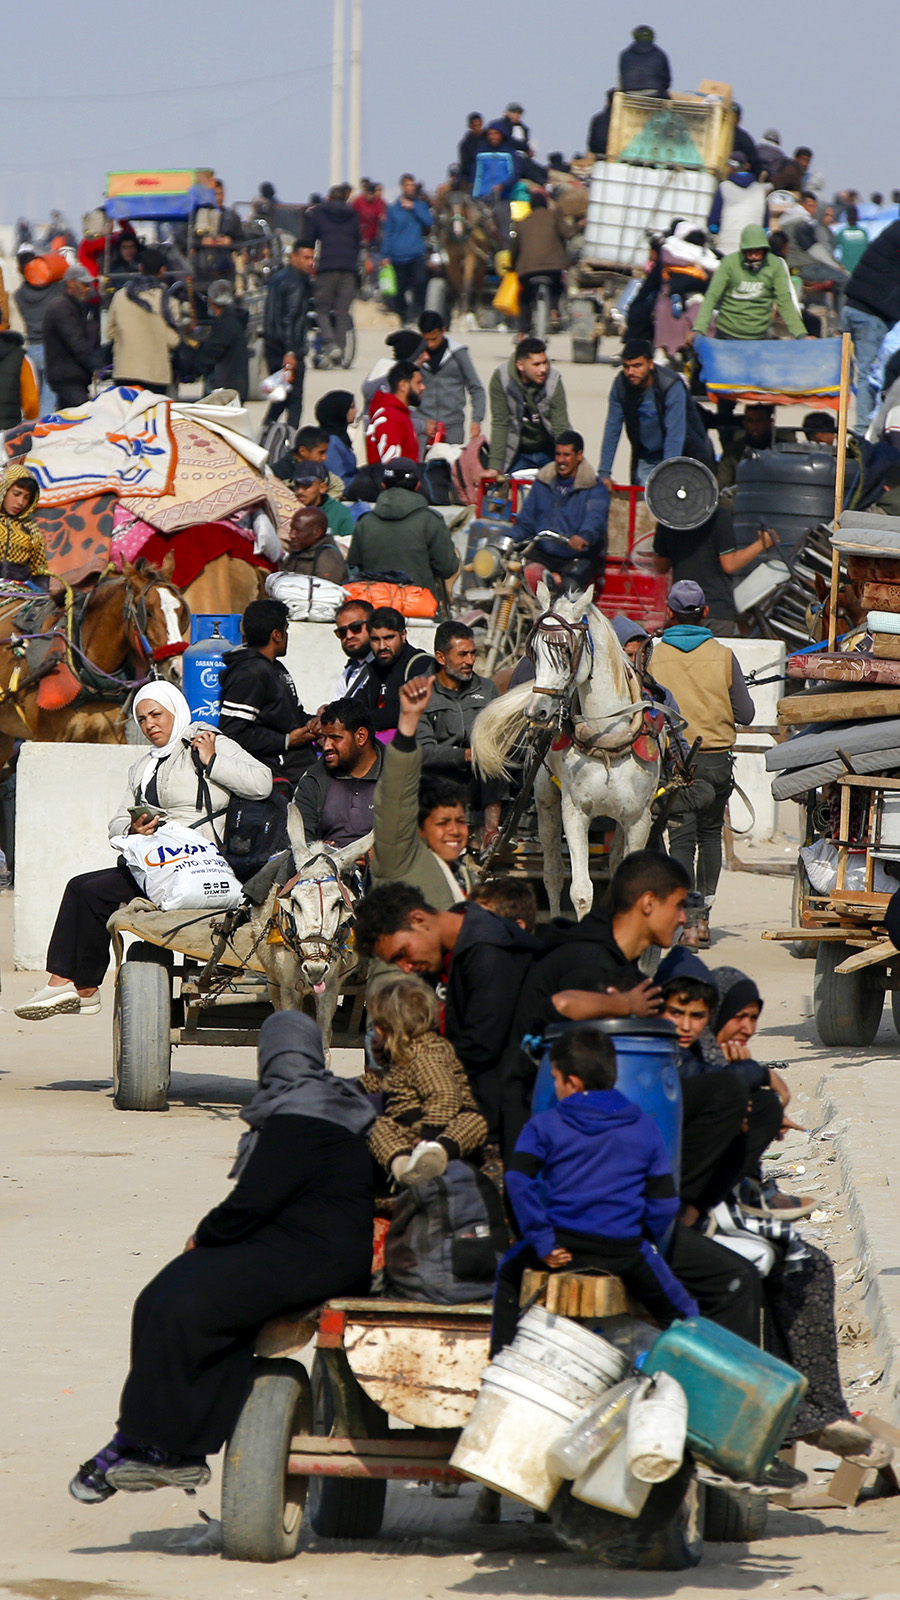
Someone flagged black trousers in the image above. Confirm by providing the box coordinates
[46,864,140,988]
[54,384,90,409]
[391,258,428,323]
[263,342,305,431]
[667,1221,762,1345]
[681,1073,783,1214]
[119,1235,371,1457]
[117,379,170,395]
[667,749,735,900]
[518,269,565,334]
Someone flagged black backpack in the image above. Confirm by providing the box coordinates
[192,749,290,884]
[384,1160,510,1304]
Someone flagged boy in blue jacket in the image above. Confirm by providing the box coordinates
[496,1028,697,1350]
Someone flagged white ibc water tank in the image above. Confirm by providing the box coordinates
[584,161,718,268]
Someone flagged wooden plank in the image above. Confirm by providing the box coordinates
[827,333,852,651]
[778,690,900,725]
[838,774,900,791]
[787,653,900,686]
[763,927,876,941]
[835,939,898,973]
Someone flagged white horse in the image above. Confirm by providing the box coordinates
[248,806,371,1049]
[471,584,661,919]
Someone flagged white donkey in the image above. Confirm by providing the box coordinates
[248,805,371,1048]
[471,584,661,919]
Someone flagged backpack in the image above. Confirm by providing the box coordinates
[192,750,290,884]
[384,1160,510,1304]
[621,367,715,479]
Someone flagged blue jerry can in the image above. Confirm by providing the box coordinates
[531,1018,682,1184]
[646,1316,808,1482]
[182,615,240,726]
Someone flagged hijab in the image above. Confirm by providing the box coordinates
[132,682,193,787]
[315,390,355,448]
[0,462,40,554]
[230,1012,375,1178]
[711,966,763,1036]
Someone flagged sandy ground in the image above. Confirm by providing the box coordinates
[1,321,896,1597]
[4,861,900,1600]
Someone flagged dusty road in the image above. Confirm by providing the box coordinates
[1,321,896,1598]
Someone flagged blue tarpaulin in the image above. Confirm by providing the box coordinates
[695,335,844,406]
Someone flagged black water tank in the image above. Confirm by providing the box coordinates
[734,444,836,553]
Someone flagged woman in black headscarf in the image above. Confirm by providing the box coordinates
[315,389,358,485]
[70,1013,375,1504]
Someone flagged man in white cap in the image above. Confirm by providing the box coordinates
[650,582,755,946]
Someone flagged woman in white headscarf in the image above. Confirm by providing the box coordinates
[15,683,272,1021]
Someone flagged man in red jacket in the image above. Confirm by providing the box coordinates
[365,360,423,464]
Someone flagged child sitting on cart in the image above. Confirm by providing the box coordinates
[361,976,488,1186]
[494,1027,697,1352]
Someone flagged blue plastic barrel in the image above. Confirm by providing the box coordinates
[531,1018,682,1184]
[182,615,240,725]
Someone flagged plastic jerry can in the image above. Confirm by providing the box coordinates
[182,616,239,726]
[531,1018,682,1185]
[645,1316,807,1482]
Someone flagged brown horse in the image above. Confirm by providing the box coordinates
[431,192,500,322]
[0,555,190,768]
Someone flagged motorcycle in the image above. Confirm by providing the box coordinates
[467,529,577,677]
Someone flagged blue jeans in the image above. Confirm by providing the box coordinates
[510,449,553,472]
[26,341,54,418]
[842,306,890,433]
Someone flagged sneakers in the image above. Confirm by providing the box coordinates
[391,1141,449,1187]
[69,1439,125,1503]
[105,1446,211,1493]
[79,992,102,1016]
[15,982,81,1020]
[755,1457,808,1491]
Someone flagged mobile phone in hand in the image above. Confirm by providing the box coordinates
[128,803,167,823]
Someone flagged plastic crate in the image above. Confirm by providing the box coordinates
[595,558,669,632]
[606,93,736,179]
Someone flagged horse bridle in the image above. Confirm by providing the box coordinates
[524,610,593,697]
[123,576,186,675]
[275,851,356,964]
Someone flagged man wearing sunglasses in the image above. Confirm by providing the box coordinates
[332,598,375,699]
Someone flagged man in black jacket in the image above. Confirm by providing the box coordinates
[305,185,361,367]
[354,882,539,1137]
[218,599,320,794]
[458,114,484,187]
[356,606,433,736]
[42,264,97,409]
[193,280,249,401]
[842,219,900,434]
[618,24,671,96]
[262,240,316,430]
[587,92,615,158]
[293,698,382,847]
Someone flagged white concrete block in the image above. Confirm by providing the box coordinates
[728,638,785,845]
[284,618,436,711]
[14,744,138,970]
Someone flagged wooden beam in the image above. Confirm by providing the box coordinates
[778,690,900,725]
[827,331,853,652]
[835,939,898,974]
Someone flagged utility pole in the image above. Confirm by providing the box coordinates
[330,0,345,189]
[348,0,363,192]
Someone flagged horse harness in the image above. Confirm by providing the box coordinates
[524,608,647,756]
[268,851,356,965]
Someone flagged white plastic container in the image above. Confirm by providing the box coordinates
[513,1308,628,1391]
[584,160,718,269]
[450,1361,589,1510]
[491,1347,609,1410]
[572,1423,652,1518]
[625,1372,688,1483]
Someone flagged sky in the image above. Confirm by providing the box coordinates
[1,0,892,228]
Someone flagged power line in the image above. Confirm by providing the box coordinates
[0,60,330,103]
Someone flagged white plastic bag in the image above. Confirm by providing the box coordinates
[112,822,243,912]
[265,570,348,622]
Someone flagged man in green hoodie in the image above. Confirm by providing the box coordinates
[689,224,808,343]
[347,458,459,599]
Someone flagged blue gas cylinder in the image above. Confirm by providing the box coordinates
[182,614,240,725]
[530,1017,682,1184]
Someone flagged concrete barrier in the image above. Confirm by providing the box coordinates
[14,744,137,970]
[729,639,785,846]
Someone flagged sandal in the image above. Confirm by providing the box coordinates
[737,1178,816,1223]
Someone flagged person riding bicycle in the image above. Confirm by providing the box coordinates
[512,430,609,591]
[510,192,572,336]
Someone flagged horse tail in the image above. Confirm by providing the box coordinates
[471,683,534,779]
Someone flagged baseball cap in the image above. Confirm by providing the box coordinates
[64,262,93,285]
[668,580,706,614]
[292,460,328,485]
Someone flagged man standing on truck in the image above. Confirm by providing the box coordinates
[687,225,808,346]
[618,25,671,97]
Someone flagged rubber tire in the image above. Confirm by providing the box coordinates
[892,990,900,1038]
[551,1461,703,1571]
[703,1481,768,1542]
[341,326,357,369]
[221,1359,312,1563]
[813,939,885,1048]
[113,959,172,1111]
[788,861,817,959]
[307,1352,387,1538]
[128,941,175,972]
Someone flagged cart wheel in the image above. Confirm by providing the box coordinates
[702,1481,768,1542]
[551,1461,703,1571]
[307,1352,387,1538]
[222,1358,312,1562]
[890,990,900,1037]
[788,861,817,960]
[113,957,171,1111]
[340,326,357,369]
[813,940,885,1048]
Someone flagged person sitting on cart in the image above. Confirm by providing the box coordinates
[292,697,383,849]
[68,1011,376,1505]
[494,1026,697,1353]
[415,625,505,845]
[512,429,609,592]
[290,459,354,546]
[360,974,488,1187]
[488,337,569,475]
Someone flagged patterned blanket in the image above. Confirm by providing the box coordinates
[120,417,265,532]
[22,387,177,506]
